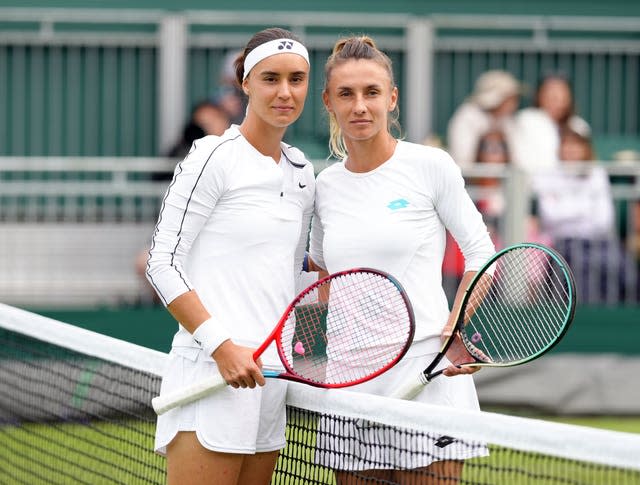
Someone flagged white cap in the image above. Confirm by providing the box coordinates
[471,70,523,110]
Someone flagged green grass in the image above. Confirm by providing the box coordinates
[542,416,640,434]
[0,420,164,484]
[485,406,640,434]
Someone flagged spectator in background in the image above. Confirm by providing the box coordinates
[630,201,640,300]
[473,130,510,230]
[631,201,640,263]
[447,70,522,168]
[472,129,552,248]
[211,50,247,125]
[511,73,590,174]
[534,128,612,241]
[532,129,622,302]
[167,100,231,161]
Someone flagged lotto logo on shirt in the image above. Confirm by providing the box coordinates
[387,199,409,210]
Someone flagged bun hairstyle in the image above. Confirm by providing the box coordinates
[233,27,303,86]
[324,36,401,160]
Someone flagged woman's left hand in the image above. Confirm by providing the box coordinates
[442,330,481,377]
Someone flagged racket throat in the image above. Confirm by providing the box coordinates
[420,372,433,384]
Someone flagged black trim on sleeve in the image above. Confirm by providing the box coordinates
[146,135,241,305]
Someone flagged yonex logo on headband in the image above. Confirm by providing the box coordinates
[243,38,310,80]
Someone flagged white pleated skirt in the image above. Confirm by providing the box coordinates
[315,341,489,470]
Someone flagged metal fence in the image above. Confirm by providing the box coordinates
[0,9,638,159]
[0,157,638,308]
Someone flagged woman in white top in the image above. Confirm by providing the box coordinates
[533,128,621,303]
[146,27,315,485]
[534,129,613,241]
[307,35,495,484]
[511,73,591,174]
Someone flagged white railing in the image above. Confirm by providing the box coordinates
[0,157,175,223]
[0,157,638,308]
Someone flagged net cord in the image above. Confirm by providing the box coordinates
[0,302,167,376]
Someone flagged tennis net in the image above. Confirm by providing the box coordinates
[1,302,639,484]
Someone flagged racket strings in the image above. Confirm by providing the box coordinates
[463,247,573,364]
[466,274,532,362]
[278,271,413,386]
[478,263,561,361]
[487,254,567,359]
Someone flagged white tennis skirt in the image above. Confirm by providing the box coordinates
[315,342,489,470]
[154,346,287,455]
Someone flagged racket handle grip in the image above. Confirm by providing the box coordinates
[152,373,227,415]
[389,373,430,401]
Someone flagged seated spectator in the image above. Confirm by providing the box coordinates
[511,73,590,174]
[532,129,625,302]
[447,70,522,168]
[472,129,550,249]
[167,100,231,160]
[152,101,231,183]
[211,50,247,125]
[473,130,510,226]
[631,201,640,263]
[630,200,640,299]
[535,129,612,241]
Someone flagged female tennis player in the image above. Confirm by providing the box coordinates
[145,28,314,485]
[308,35,495,484]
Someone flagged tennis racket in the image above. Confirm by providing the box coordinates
[390,242,576,401]
[152,267,415,415]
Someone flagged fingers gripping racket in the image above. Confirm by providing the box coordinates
[391,242,576,401]
[152,268,415,415]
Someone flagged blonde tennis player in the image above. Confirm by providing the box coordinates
[308,35,495,484]
[146,28,314,485]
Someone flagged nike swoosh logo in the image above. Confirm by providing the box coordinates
[298,182,307,189]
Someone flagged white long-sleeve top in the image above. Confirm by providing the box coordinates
[309,141,495,347]
[146,125,315,365]
[509,108,592,174]
[533,163,615,240]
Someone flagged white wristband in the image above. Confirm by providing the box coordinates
[192,317,231,357]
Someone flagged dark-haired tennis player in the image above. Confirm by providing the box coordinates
[146,27,314,485]
[308,35,495,484]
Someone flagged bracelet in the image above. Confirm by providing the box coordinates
[303,252,309,272]
[192,316,231,357]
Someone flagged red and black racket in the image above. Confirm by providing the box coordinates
[152,268,415,415]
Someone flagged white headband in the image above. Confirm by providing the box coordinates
[243,38,310,81]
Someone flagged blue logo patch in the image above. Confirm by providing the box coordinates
[387,198,409,210]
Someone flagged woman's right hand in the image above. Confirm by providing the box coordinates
[212,340,265,389]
